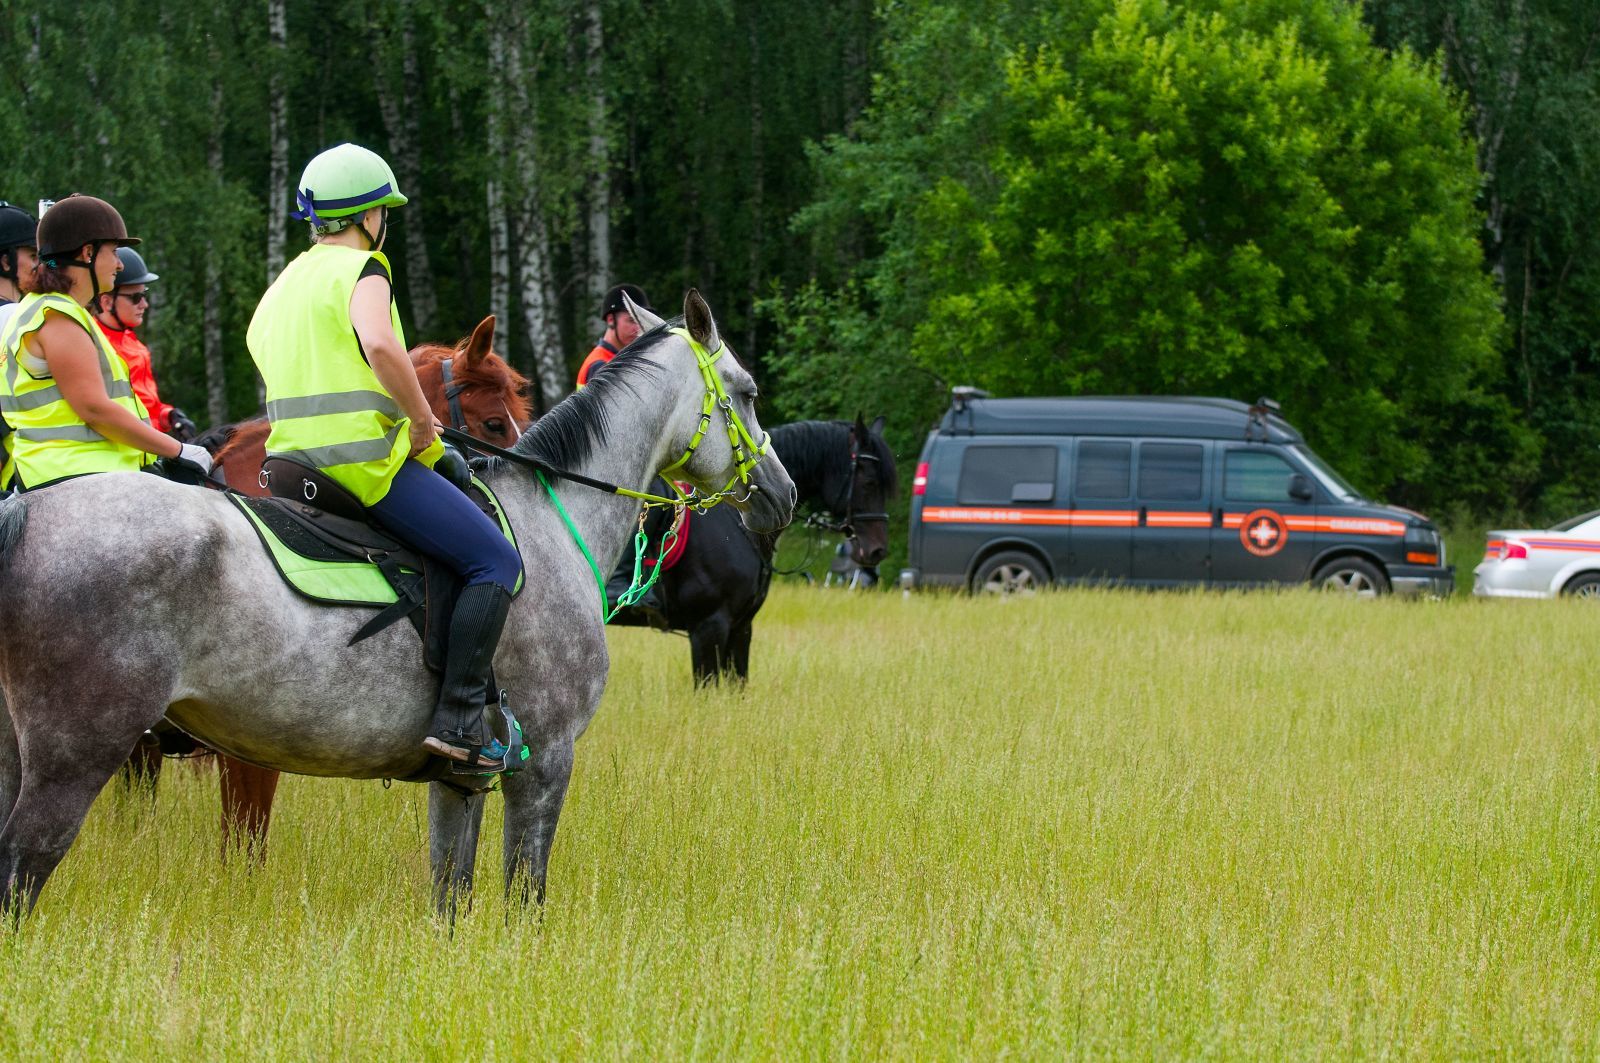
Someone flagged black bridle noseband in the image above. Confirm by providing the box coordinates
[813,448,887,540]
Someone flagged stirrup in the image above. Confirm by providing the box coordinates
[421,735,508,775]
[496,690,532,774]
[421,692,530,776]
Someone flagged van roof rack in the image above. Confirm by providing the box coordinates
[951,385,990,412]
[1246,397,1281,442]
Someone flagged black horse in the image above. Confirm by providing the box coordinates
[608,415,895,684]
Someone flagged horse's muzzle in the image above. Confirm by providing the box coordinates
[735,467,796,534]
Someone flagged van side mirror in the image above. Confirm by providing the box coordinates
[1288,473,1314,502]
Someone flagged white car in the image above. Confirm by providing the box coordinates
[1473,510,1600,599]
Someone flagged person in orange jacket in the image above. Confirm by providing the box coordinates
[575,283,651,388]
[91,247,197,441]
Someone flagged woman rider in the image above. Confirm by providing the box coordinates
[0,195,212,491]
[247,144,523,773]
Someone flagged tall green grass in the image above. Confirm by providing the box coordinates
[0,586,1595,1057]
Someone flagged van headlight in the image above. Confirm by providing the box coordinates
[1404,526,1443,566]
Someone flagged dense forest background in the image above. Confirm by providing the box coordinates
[0,0,1595,521]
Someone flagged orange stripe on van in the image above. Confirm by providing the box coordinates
[1223,513,1405,537]
[1145,511,1212,527]
[919,507,1136,527]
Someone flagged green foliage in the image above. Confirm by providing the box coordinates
[1364,0,1600,519]
[775,0,1519,510]
[0,0,877,422]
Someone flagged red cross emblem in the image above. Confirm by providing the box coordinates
[1239,509,1288,557]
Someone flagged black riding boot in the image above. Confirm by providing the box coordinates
[421,583,512,772]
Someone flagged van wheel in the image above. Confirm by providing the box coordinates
[1311,557,1389,598]
[1561,573,1600,598]
[972,552,1049,596]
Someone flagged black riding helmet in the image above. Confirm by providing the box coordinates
[112,247,159,287]
[0,202,37,284]
[600,283,651,320]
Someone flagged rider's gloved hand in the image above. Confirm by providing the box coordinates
[168,407,198,443]
[174,442,214,476]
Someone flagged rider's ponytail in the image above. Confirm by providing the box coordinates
[20,255,74,295]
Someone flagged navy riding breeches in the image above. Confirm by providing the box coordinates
[368,459,523,594]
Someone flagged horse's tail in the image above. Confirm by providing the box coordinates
[0,493,28,559]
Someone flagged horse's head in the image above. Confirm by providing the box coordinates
[627,289,795,534]
[839,414,895,567]
[411,316,531,448]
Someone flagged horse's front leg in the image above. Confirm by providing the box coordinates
[689,614,732,686]
[502,735,575,907]
[428,781,487,921]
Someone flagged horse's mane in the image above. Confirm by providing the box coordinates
[769,420,899,497]
[0,495,27,559]
[411,343,533,425]
[508,321,674,470]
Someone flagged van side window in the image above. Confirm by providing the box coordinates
[1075,440,1131,499]
[1137,443,1204,500]
[957,445,1057,504]
[1225,450,1296,502]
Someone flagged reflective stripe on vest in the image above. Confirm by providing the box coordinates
[0,292,152,488]
[247,244,441,507]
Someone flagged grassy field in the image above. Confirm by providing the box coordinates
[1,584,1596,1058]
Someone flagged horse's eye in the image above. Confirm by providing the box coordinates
[484,419,506,436]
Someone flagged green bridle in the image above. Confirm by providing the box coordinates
[526,327,773,620]
[614,327,770,511]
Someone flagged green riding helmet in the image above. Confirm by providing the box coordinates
[291,143,407,229]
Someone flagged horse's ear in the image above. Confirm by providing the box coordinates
[869,415,886,438]
[852,412,868,441]
[463,315,496,368]
[683,288,721,352]
[624,291,665,333]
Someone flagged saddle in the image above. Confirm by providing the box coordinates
[229,458,520,674]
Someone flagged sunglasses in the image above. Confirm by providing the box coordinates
[117,292,149,305]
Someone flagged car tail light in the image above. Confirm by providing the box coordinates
[913,461,929,496]
[1504,541,1528,560]
[1406,551,1439,565]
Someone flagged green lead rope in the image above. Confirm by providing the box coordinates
[537,470,679,624]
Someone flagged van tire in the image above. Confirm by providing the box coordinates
[971,551,1049,596]
[1311,556,1389,598]
[1561,572,1600,598]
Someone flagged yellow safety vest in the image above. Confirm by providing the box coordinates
[0,292,152,490]
[247,244,441,506]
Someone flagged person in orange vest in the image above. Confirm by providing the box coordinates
[91,248,196,441]
[575,283,651,388]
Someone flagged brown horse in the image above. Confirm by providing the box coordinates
[207,315,531,858]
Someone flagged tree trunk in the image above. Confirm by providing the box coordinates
[447,81,480,317]
[266,0,288,407]
[267,0,288,285]
[371,0,439,337]
[204,63,227,425]
[585,1,611,311]
[503,16,564,411]
[746,4,764,360]
[485,2,512,367]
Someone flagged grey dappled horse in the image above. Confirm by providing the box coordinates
[0,290,795,917]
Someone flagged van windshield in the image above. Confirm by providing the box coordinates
[1291,444,1363,502]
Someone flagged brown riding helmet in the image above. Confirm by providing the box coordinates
[36,194,140,261]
